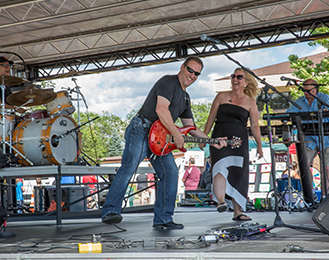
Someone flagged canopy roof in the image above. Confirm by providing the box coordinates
[1,0,329,80]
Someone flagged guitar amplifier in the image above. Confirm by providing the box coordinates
[312,195,329,234]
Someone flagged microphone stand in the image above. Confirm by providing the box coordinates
[201,35,326,234]
[68,78,90,164]
[60,116,99,141]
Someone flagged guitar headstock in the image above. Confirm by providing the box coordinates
[231,136,242,149]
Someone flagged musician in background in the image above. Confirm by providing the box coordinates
[101,57,227,230]
[281,161,300,179]
[0,56,25,113]
[286,78,329,192]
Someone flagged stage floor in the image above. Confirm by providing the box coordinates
[1,206,329,259]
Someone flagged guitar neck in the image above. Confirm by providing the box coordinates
[183,136,233,146]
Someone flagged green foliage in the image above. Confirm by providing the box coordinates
[191,102,212,130]
[71,111,128,163]
[308,26,329,50]
[287,26,329,98]
[41,80,56,89]
[288,54,329,98]
[259,104,273,126]
[182,101,212,150]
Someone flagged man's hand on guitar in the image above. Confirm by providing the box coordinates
[212,137,228,150]
[173,132,185,149]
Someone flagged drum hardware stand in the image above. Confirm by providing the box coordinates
[279,141,311,213]
[64,77,89,163]
[1,76,7,154]
[70,77,88,125]
[201,33,326,234]
[3,140,33,166]
[1,77,34,165]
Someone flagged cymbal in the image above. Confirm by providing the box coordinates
[0,75,24,86]
[6,88,56,106]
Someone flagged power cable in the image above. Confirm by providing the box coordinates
[283,244,329,253]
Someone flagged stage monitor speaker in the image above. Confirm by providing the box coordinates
[312,195,329,234]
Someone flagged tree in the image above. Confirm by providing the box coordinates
[72,111,127,163]
[179,101,212,150]
[288,26,329,98]
[288,54,329,99]
[108,129,124,156]
[308,26,329,50]
[191,102,212,131]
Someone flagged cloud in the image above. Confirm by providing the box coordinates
[51,42,325,119]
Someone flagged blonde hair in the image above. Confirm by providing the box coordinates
[235,68,259,100]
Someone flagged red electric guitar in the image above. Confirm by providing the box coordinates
[148,119,242,156]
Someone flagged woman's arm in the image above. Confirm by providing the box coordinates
[249,100,263,159]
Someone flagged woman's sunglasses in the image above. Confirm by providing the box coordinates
[230,74,244,80]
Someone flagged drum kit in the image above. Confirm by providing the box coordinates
[0,75,81,167]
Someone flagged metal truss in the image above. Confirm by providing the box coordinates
[29,18,329,81]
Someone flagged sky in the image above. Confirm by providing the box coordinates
[52,42,327,119]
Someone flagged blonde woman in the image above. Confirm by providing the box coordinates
[200,68,263,221]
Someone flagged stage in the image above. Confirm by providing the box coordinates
[1,206,329,259]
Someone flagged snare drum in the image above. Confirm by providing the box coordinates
[46,91,75,116]
[21,109,49,121]
[13,115,81,166]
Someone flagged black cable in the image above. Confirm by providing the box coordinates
[16,239,77,253]
[68,224,127,240]
[165,237,210,249]
[283,244,329,253]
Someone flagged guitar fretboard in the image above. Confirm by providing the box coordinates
[183,136,234,145]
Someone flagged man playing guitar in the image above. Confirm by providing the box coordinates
[101,57,227,229]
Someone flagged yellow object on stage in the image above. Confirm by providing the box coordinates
[78,242,102,253]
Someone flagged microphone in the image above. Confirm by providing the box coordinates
[200,34,220,44]
[280,76,299,82]
[12,64,25,71]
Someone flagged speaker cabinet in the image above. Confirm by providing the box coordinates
[312,195,329,234]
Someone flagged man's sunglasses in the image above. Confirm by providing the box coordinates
[302,86,317,92]
[0,64,12,68]
[230,74,244,80]
[185,65,201,76]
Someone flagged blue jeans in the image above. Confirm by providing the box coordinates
[101,116,179,225]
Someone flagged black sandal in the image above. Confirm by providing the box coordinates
[217,202,227,213]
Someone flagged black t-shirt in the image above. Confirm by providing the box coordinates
[139,75,193,123]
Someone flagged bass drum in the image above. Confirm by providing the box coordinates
[13,116,81,166]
